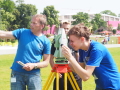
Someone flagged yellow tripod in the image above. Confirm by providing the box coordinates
[42,64,80,90]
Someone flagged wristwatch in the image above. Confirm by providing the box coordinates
[74,51,78,53]
[34,64,38,69]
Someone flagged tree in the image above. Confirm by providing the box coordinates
[43,26,49,31]
[0,0,17,30]
[0,9,16,30]
[117,23,120,30]
[10,9,20,30]
[0,0,37,30]
[16,0,24,5]
[100,10,117,16]
[107,24,113,31]
[0,0,3,8]
[43,5,59,34]
[91,14,106,32]
[118,14,120,17]
[72,12,89,26]
[15,4,37,28]
[1,0,16,13]
[113,29,116,34]
[92,23,98,33]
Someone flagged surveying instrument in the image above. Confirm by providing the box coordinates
[42,28,80,90]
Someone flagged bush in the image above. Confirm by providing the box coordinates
[45,33,52,38]
[0,39,2,42]
[113,29,116,34]
[11,39,16,43]
[43,26,49,31]
[6,39,11,42]
[1,39,5,42]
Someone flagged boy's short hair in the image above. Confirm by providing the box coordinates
[67,23,91,41]
[63,22,70,25]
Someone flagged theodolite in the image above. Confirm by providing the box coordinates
[53,28,68,64]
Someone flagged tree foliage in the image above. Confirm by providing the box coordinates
[91,14,106,31]
[15,4,37,28]
[16,0,24,5]
[113,29,116,34]
[107,24,113,31]
[0,0,37,30]
[0,8,16,30]
[43,26,49,31]
[0,0,3,8]
[117,23,120,30]
[100,10,117,16]
[1,0,16,12]
[118,14,120,17]
[72,12,89,26]
[92,23,98,33]
[43,5,59,28]
[10,9,20,30]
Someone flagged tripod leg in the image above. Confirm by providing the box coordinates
[56,72,59,90]
[67,72,77,90]
[64,73,67,90]
[42,72,55,90]
[69,72,80,90]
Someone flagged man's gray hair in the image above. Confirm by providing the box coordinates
[32,14,47,26]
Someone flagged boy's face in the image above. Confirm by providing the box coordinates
[62,24,70,34]
[69,35,83,50]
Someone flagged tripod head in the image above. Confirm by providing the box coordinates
[54,28,68,64]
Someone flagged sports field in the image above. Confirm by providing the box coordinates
[0,47,120,90]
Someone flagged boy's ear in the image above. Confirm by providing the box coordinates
[81,37,85,41]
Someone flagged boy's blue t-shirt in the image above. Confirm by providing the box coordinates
[11,28,51,73]
[79,40,120,89]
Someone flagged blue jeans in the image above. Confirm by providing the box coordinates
[10,70,41,90]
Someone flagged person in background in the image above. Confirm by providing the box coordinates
[105,35,108,44]
[50,21,82,90]
[108,35,110,42]
[0,14,51,90]
[95,37,98,42]
[62,23,120,90]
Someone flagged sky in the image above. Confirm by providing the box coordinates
[13,0,120,16]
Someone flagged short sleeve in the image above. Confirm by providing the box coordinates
[87,49,103,66]
[12,28,25,39]
[43,38,51,54]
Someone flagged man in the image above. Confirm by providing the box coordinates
[0,14,51,90]
[50,22,82,90]
[62,23,120,90]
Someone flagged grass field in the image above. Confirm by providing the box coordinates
[49,35,119,44]
[0,47,120,90]
[90,36,119,44]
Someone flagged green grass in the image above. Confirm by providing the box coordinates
[0,47,120,90]
[0,54,15,90]
[90,36,118,44]
[49,35,119,44]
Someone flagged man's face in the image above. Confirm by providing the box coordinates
[69,35,83,50]
[30,17,43,33]
[62,24,70,34]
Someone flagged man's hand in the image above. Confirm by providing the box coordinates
[23,63,35,71]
